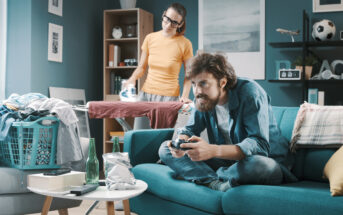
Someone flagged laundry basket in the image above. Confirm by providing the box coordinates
[0,116,59,170]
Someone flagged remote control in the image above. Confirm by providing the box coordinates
[70,184,98,196]
[43,168,71,176]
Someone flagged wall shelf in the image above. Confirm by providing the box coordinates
[269,40,343,48]
[269,10,343,105]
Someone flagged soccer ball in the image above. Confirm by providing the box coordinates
[312,19,336,41]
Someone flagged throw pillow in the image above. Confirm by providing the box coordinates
[323,146,343,196]
[290,102,343,152]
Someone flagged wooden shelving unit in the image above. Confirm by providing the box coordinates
[103,8,153,153]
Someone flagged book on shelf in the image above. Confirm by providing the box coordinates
[108,44,114,67]
[116,76,122,94]
[108,44,121,67]
[308,88,318,104]
[110,75,126,94]
[114,45,121,67]
[27,171,85,191]
[318,91,325,106]
[110,72,115,94]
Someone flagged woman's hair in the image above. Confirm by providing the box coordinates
[187,52,237,90]
[166,2,187,35]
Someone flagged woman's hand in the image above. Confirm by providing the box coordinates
[179,97,192,103]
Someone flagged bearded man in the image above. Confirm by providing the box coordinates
[158,52,296,192]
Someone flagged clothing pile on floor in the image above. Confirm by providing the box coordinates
[0,93,85,170]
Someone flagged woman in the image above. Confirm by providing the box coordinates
[124,2,193,129]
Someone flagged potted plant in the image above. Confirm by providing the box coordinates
[293,55,319,80]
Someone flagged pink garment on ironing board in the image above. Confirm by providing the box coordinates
[88,101,184,129]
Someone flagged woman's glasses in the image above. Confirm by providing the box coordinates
[162,15,182,28]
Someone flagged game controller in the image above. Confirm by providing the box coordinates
[171,139,197,151]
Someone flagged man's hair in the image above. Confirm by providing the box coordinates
[167,2,187,35]
[187,52,237,90]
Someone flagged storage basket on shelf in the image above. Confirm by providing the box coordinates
[0,116,60,170]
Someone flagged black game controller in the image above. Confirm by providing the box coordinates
[171,139,197,151]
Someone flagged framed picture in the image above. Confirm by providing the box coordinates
[48,0,63,16]
[48,23,63,63]
[199,0,265,80]
[313,0,343,13]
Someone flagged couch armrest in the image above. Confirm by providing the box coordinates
[123,128,174,166]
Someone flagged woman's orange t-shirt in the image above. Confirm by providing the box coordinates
[141,31,193,97]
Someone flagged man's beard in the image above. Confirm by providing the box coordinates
[195,92,220,112]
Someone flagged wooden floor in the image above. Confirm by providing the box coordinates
[28,200,138,215]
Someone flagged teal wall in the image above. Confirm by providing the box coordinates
[7,0,105,101]
[6,0,32,95]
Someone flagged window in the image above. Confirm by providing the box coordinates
[0,0,7,100]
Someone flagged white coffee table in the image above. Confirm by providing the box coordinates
[27,179,148,215]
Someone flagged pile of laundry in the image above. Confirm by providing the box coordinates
[0,93,84,168]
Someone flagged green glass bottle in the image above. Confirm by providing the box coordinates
[112,136,120,152]
[86,138,99,184]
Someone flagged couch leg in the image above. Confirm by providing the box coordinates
[58,208,69,215]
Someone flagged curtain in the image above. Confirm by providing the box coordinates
[0,0,7,100]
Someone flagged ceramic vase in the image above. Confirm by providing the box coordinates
[120,0,136,9]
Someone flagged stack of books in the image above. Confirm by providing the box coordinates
[27,171,85,192]
[308,88,325,105]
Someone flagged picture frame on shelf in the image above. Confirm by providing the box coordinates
[313,0,343,13]
[48,0,63,16]
[48,23,63,63]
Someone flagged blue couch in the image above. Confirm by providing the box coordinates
[124,107,343,215]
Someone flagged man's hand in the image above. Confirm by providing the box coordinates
[182,136,216,161]
[167,141,186,158]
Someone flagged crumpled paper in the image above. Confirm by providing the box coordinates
[102,152,136,190]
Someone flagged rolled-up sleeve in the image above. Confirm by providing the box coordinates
[236,95,270,157]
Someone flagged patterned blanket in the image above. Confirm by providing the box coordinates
[290,102,343,152]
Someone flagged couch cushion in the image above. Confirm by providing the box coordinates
[302,149,335,182]
[272,107,299,142]
[0,192,81,215]
[132,163,224,215]
[222,181,343,215]
[0,167,40,194]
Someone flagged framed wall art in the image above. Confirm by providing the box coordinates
[48,23,63,63]
[48,0,63,16]
[199,0,265,80]
[313,0,343,13]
